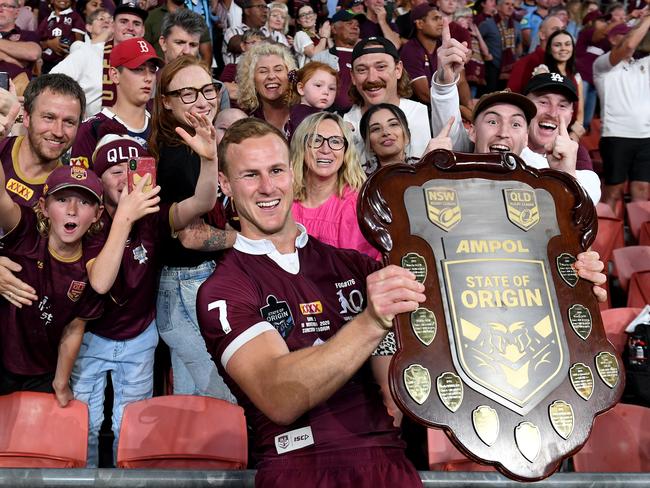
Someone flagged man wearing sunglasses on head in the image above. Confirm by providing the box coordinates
[70,37,163,168]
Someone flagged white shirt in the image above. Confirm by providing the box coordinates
[344,98,431,162]
[50,41,105,118]
[593,53,650,138]
[233,224,309,274]
[430,73,601,204]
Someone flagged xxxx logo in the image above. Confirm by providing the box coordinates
[300,301,323,315]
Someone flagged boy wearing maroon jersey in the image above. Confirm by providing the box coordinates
[196,118,426,487]
[73,113,221,467]
[0,164,104,407]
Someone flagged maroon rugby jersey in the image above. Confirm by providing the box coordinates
[37,8,85,65]
[70,109,151,168]
[84,204,175,340]
[1,136,60,208]
[0,207,104,375]
[197,235,404,463]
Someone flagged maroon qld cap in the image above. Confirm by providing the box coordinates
[93,134,149,177]
[43,166,103,203]
[109,37,163,69]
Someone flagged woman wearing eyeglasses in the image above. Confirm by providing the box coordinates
[150,55,236,402]
[290,112,380,260]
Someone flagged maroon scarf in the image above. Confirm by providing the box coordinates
[494,13,516,80]
[102,40,116,108]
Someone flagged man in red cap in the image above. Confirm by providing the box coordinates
[70,37,163,168]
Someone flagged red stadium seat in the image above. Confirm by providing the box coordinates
[612,246,650,291]
[0,391,88,468]
[600,307,642,354]
[625,201,650,242]
[639,221,650,247]
[116,395,247,469]
[427,428,493,472]
[627,271,650,308]
[573,403,650,472]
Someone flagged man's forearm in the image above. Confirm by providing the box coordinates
[0,40,41,63]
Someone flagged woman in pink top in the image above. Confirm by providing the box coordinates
[290,112,381,260]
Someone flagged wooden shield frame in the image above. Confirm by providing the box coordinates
[358,150,623,481]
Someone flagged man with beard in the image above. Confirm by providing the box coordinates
[0,73,85,306]
[312,9,363,114]
[69,37,163,166]
[144,0,212,65]
[51,4,148,117]
[429,20,601,203]
[344,36,431,160]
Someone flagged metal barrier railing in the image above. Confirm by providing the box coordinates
[0,470,648,487]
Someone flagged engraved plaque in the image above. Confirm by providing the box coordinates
[404,364,431,405]
[556,253,578,287]
[568,304,592,340]
[436,372,463,412]
[401,252,427,283]
[549,400,574,440]
[411,307,437,346]
[472,405,499,446]
[359,150,623,481]
[515,422,541,462]
[569,363,594,400]
[595,352,619,388]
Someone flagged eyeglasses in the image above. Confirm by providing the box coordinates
[0,3,18,9]
[166,83,220,104]
[307,134,346,151]
[248,3,268,9]
[299,11,315,17]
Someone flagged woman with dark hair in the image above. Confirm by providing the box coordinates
[540,29,585,138]
[150,55,236,402]
[360,103,452,176]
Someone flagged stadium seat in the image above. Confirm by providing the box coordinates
[116,395,247,469]
[639,221,650,247]
[0,391,88,468]
[625,201,650,242]
[600,307,642,354]
[594,203,625,265]
[612,246,650,291]
[427,428,493,471]
[627,271,650,308]
[573,403,650,472]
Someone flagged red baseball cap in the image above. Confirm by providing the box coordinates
[110,37,163,69]
[43,166,104,204]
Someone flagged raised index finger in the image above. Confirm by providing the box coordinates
[438,116,455,137]
[442,17,451,44]
[558,116,569,137]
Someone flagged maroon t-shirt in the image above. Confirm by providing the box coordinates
[219,63,237,83]
[400,37,436,87]
[1,136,59,209]
[197,237,404,464]
[358,17,399,40]
[37,9,85,64]
[576,27,610,85]
[507,46,544,93]
[0,207,104,375]
[0,27,39,80]
[84,204,175,340]
[331,47,353,114]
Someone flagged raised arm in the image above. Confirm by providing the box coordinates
[222,265,425,425]
[172,112,219,231]
[609,13,650,66]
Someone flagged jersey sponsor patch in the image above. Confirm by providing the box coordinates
[275,426,314,454]
[67,280,86,302]
[70,156,90,169]
[6,178,34,202]
[260,295,294,338]
[132,244,148,264]
[299,300,323,315]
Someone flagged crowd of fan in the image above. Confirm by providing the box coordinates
[0,0,647,480]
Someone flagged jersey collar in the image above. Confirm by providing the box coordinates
[234,224,308,275]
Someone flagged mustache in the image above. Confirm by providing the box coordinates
[362,81,387,91]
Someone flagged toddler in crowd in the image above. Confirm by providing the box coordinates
[287,61,338,138]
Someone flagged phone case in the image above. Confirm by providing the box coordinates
[127,157,156,193]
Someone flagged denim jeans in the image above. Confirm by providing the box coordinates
[582,80,599,130]
[156,261,235,403]
[71,320,158,467]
